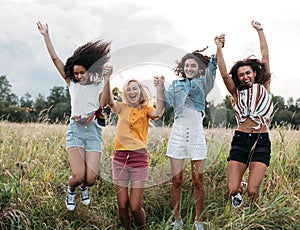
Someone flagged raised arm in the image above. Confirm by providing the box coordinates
[36,21,69,84]
[251,20,270,91]
[215,34,236,96]
[101,68,119,112]
[99,65,113,107]
[203,54,217,94]
[151,76,165,119]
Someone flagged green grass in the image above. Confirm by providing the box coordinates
[0,122,299,229]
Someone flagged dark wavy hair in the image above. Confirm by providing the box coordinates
[174,47,210,78]
[64,39,111,82]
[229,56,270,90]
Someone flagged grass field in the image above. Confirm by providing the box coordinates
[0,122,299,229]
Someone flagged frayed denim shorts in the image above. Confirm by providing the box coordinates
[228,130,271,166]
[66,119,102,152]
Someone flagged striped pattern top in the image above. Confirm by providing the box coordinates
[234,84,273,129]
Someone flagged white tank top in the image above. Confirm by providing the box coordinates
[69,81,104,117]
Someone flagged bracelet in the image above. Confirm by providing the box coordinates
[257,28,263,31]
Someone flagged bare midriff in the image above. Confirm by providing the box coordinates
[237,117,269,133]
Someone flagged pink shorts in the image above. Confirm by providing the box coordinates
[112,149,149,181]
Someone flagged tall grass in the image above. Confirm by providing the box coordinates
[0,122,299,229]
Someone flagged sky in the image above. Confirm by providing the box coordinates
[1,0,300,104]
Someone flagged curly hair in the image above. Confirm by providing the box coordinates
[229,56,271,90]
[64,39,111,82]
[174,47,210,78]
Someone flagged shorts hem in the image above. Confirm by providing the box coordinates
[167,155,207,160]
[228,158,269,167]
[66,146,102,153]
[66,145,85,151]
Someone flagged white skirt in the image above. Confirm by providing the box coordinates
[166,107,206,160]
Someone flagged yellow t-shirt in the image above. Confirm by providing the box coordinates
[114,102,154,150]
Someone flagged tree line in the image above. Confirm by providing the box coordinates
[0,75,299,128]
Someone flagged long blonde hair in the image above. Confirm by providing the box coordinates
[122,79,152,107]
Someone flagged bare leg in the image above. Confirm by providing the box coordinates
[169,158,185,220]
[84,151,101,186]
[130,181,146,230]
[67,147,86,192]
[247,162,267,201]
[114,180,130,230]
[227,160,247,196]
[191,160,205,222]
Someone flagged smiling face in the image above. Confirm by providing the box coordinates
[73,65,89,85]
[125,81,141,107]
[184,58,200,79]
[237,66,256,89]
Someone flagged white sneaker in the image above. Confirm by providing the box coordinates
[231,192,243,208]
[79,186,90,206]
[66,189,76,211]
[194,221,204,230]
[172,219,183,230]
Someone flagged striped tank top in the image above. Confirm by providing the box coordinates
[234,84,273,129]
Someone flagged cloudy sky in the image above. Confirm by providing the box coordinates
[1,0,299,104]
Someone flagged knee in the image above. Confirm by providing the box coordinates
[131,205,144,217]
[247,186,259,199]
[85,176,97,187]
[71,174,85,185]
[118,203,130,218]
[228,184,240,196]
[119,205,129,213]
[172,176,183,189]
[192,175,204,190]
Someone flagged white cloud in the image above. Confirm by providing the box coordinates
[0,0,299,102]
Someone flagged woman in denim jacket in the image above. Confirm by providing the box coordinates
[160,46,218,229]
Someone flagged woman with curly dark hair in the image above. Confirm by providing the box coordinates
[215,20,273,209]
[37,21,112,211]
[161,44,218,229]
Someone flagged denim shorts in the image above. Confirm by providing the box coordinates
[228,130,271,166]
[112,149,149,181]
[66,119,102,152]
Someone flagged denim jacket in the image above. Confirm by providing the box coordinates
[163,55,217,118]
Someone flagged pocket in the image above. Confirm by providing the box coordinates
[258,134,271,148]
[174,85,185,92]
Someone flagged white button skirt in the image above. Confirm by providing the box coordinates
[166,106,207,160]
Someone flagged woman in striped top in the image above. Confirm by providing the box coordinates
[215,20,273,208]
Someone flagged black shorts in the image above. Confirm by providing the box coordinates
[228,130,271,166]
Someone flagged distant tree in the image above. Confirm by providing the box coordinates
[1,105,26,122]
[161,107,174,127]
[293,112,300,129]
[106,87,122,125]
[48,101,70,123]
[273,110,294,126]
[296,98,300,110]
[44,86,70,123]
[20,93,34,108]
[272,95,285,111]
[0,75,12,106]
[223,95,236,127]
[203,101,214,127]
[0,75,18,108]
[47,86,66,105]
[211,107,227,127]
[34,94,48,112]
